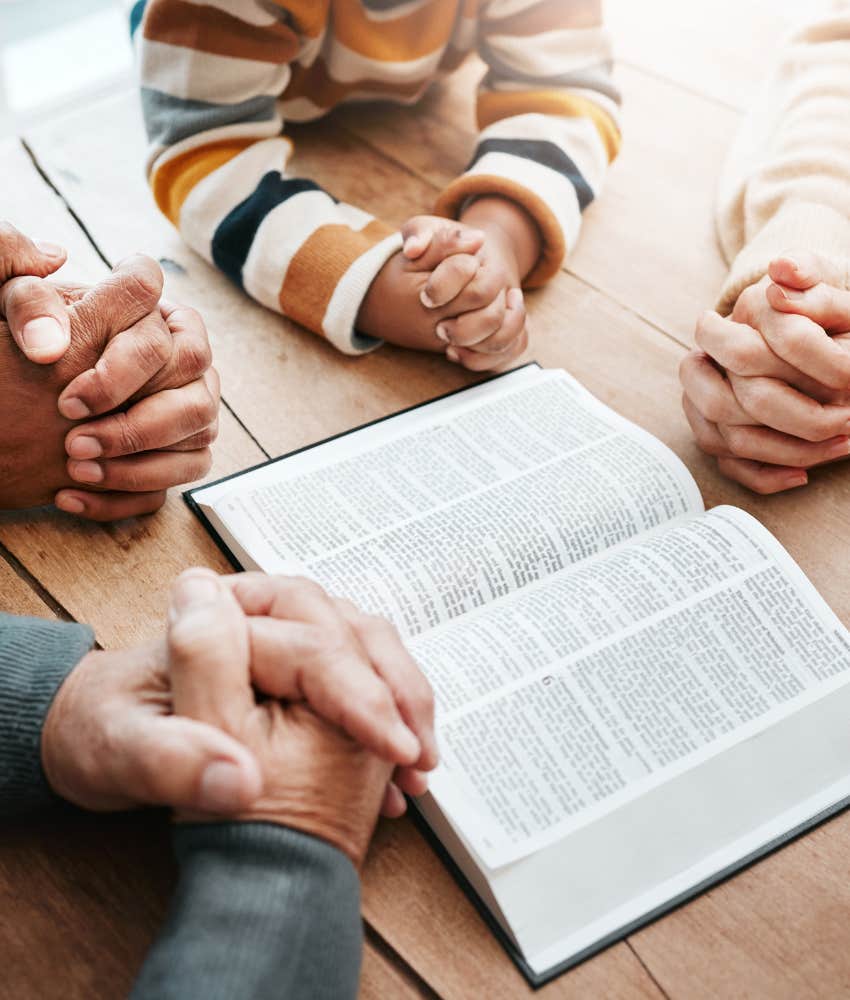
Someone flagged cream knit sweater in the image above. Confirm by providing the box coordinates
[716,4,850,315]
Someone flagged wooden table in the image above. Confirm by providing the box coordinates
[2,2,849,996]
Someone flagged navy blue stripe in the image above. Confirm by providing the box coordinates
[361,0,416,9]
[129,0,147,39]
[212,174,334,289]
[468,138,595,211]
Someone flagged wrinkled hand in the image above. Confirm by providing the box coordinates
[166,570,433,865]
[41,571,438,850]
[680,252,850,494]
[0,245,219,519]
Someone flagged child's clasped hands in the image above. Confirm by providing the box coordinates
[357,197,541,372]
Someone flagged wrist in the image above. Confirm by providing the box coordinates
[460,196,542,282]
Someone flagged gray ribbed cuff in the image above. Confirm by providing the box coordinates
[0,614,95,815]
[132,822,363,1000]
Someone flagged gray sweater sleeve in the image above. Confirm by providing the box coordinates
[0,612,95,815]
[132,822,364,1000]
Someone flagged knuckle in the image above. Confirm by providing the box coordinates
[190,448,213,481]
[176,334,212,382]
[736,380,770,415]
[113,412,147,455]
[362,684,395,719]
[119,256,163,304]
[699,393,727,425]
[181,390,216,432]
[132,322,172,372]
[726,342,759,373]
[291,576,332,605]
[722,425,749,456]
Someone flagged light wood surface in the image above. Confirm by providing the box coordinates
[2,2,850,996]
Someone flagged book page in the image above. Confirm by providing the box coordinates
[415,506,850,867]
[206,368,702,637]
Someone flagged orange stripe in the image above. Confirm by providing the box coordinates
[152,139,256,225]
[144,0,299,62]
[279,219,395,336]
[477,90,621,161]
[331,0,460,61]
[435,174,566,288]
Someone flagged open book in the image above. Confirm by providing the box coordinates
[187,364,850,986]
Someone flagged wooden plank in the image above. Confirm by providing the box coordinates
[360,939,430,1000]
[0,133,453,999]
[18,98,666,997]
[19,70,850,1000]
[0,552,51,617]
[629,812,850,999]
[0,809,173,1000]
[0,139,268,646]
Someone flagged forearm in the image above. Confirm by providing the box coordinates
[138,0,401,354]
[437,0,621,287]
[0,614,94,815]
[716,6,850,313]
[132,822,363,1000]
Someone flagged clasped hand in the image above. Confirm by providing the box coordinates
[0,222,219,520]
[681,252,850,493]
[43,571,438,866]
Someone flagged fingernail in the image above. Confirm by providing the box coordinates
[446,347,460,363]
[67,435,102,460]
[507,288,524,310]
[59,396,92,420]
[69,460,103,484]
[436,323,450,343]
[420,289,437,309]
[199,761,249,812]
[55,492,86,515]
[33,240,65,259]
[391,724,421,763]
[785,472,808,489]
[21,317,67,357]
[403,237,420,256]
[172,570,220,613]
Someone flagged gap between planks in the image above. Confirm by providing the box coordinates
[0,539,77,623]
[17,128,441,1000]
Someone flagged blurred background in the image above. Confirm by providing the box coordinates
[0,0,831,141]
[0,0,132,138]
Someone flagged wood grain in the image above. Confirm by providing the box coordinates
[6,7,850,998]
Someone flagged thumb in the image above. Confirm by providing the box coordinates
[69,253,163,348]
[0,275,71,363]
[123,713,262,814]
[168,568,255,732]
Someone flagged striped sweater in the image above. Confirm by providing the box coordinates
[133,0,621,354]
